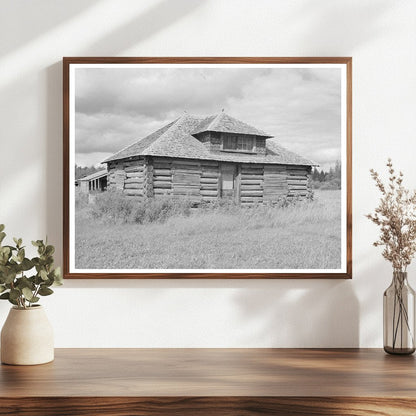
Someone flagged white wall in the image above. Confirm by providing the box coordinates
[1,0,415,347]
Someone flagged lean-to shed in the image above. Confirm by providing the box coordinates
[76,169,109,194]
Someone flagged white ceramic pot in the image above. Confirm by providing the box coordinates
[1,305,54,365]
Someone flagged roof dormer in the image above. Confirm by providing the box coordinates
[192,112,272,155]
[192,111,273,138]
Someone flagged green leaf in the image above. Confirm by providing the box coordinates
[45,245,55,256]
[17,248,25,263]
[0,247,10,266]
[43,256,54,266]
[2,271,16,284]
[38,287,53,296]
[3,245,17,251]
[31,240,43,247]
[52,267,63,285]
[42,275,54,287]
[17,276,35,290]
[9,288,21,301]
[13,237,22,248]
[1,246,10,256]
[22,287,34,301]
[0,291,17,306]
[34,274,43,285]
[20,258,33,271]
[39,269,48,281]
[8,297,18,306]
[0,224,4,232]
[0,285,6,293]
[0,232,6,244]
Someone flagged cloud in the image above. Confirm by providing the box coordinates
[75,67,263,118]
[74,66,342,168]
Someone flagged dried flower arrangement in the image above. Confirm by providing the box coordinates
[366,159,416,272]
[367,159,416,354]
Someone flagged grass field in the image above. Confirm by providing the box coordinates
[75,190,341,270]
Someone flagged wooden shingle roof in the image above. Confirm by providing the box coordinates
[193,112,273,138]
[103,119,178,163]
[103,113,316,166]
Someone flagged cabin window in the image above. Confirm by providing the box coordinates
[222,135,255,152]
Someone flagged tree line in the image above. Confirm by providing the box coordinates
[75,164,105,180]
[311,160,341,190]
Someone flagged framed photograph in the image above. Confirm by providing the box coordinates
[63,57,352,279]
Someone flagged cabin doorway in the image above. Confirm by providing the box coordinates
[220,164,240,202]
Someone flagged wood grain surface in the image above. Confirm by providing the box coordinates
[1,348,415,415]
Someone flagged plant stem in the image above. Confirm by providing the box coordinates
[391,275,414,350]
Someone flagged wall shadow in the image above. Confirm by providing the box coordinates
[233,279,359,347]
[81,0,205,56]
[0,0,101,56]
[287,0,393,53]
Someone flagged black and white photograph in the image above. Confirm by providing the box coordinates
[64,58,351,278]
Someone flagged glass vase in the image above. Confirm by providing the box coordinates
[383,271,415,355]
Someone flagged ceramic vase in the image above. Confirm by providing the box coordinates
[1,305,54,365]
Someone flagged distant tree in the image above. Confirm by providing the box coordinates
[75,164,105,180]
[310,161,342,190]
[334,160,341,180]
[312,167,320,181]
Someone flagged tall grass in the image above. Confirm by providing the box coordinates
[75,190,341,270]
[91,190,193,224]
[75,192,89,209]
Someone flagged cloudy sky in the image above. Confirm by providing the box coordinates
[75,65,342,170]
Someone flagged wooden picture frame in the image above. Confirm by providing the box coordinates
[63,57,352,279]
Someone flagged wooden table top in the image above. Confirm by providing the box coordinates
[1,348,415,398]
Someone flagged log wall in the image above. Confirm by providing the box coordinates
[143,156,154,198]
[240,164,264,204]
[172,159,201,201]
[107,158,145,197]
[263,165,287,202]
[152,158,220,202]
[287,166,311,198]
[200,160,219,201]
[153,158,173,196]
[107,157,311,203]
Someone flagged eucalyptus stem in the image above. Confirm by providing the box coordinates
[0,225,62,309]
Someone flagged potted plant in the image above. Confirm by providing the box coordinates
[367,159,416,354]
[0,224,62,365]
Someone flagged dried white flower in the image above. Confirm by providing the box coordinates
[367,159,416,272]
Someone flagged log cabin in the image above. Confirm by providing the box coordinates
[103,112,316,204]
